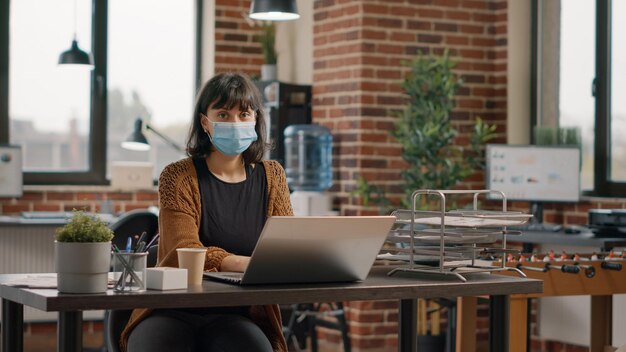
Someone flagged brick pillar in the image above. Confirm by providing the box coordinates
[312,0,508,350]
[313,0,508,217]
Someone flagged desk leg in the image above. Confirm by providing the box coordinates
[2,298,23,352]
[489,295,509,352]
[456,296,477,352]
[508,297,528,352]
[58,311,82,352]
[399,299,417,352]
[590,295,612,352]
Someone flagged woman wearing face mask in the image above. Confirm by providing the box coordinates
[119,73,293,352]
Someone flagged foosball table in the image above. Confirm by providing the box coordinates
[456,251,626,352]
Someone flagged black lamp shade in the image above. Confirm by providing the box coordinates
[58,39,94,68]
[249,0,300,21]
[121,119,150,151]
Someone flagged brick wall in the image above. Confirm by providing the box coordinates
[0,188,158,215]
[214,0,264,76]
[312,0,508,216]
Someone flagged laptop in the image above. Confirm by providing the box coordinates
[203,216,396,285]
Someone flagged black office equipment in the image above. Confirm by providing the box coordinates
[588,209,626,237]
[254,81,312,165]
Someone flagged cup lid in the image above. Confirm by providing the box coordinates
[176,248,207,253]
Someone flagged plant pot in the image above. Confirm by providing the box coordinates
[55,241,111,293]
[261,64,277,81]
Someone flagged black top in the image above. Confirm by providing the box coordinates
[193,158,268,256]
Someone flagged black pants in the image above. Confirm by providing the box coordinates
[127,310,273,352]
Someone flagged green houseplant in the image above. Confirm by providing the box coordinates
[55,211,114,293]
[354,50,496,211]
[257,22,277,80]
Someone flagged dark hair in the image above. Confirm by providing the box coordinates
[186,72,269,164]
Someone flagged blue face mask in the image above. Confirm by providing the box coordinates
[208,121,258,156]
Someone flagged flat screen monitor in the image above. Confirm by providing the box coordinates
[486,144,581,202]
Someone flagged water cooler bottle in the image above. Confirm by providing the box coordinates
[284,125,334,216]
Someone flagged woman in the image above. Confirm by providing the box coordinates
[120,72,292,352]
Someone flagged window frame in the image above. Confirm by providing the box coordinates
[0,0,202,185]
[532,0,626,197]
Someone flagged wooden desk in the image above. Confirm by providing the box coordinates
[1,266,542,352]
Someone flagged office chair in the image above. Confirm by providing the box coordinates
[104,244,159,352]
[109,208,159,252]
[283,302,351,352]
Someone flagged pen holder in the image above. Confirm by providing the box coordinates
[112,252,148,292]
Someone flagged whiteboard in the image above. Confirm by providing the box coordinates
[0,146,23,197]
[486,145,580,202]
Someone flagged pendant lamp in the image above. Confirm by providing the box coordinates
[249,0,300,21]
[58,0,94,69]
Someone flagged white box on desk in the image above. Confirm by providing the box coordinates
[146,267,187,290]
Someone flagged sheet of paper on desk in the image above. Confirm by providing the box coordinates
[4,274,57,288]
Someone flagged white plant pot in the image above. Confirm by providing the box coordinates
[55,241,111,293]
[261,64,277,81]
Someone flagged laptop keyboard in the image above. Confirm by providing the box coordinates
[204,272,243,284]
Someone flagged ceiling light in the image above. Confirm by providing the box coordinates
[249,0,300,21]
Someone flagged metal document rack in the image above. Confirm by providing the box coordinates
[386,189,531,282]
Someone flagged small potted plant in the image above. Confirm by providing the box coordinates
[258,21,277,80]
[55,210,114,293]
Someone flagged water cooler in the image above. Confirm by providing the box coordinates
[284,125,334,216]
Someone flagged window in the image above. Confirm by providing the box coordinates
[107,0,196,178]
[0,0,201,184]
[534,0,625,197]
[610,0,625,182]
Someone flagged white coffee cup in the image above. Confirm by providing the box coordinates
[176,248,207,286]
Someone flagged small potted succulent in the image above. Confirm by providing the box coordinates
[55,210,114,293]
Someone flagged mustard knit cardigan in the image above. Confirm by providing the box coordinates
[119,158,293,352]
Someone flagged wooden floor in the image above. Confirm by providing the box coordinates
[20,321,104,352]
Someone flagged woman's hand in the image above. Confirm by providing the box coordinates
[220,255,250,272]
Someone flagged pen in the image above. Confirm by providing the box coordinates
[125,236,133,253]
[135,241,146,254]
[135,231,147,252]
[112,244,144,289]
[144,233,160,252]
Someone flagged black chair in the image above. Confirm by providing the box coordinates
[283,302,351,352]
[109,209,159,252]
[101,209,158,352]
[104,244,159,352]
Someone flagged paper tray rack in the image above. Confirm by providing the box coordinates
[386,189,531,282]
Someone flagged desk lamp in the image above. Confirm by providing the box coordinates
[122,118,184,153]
